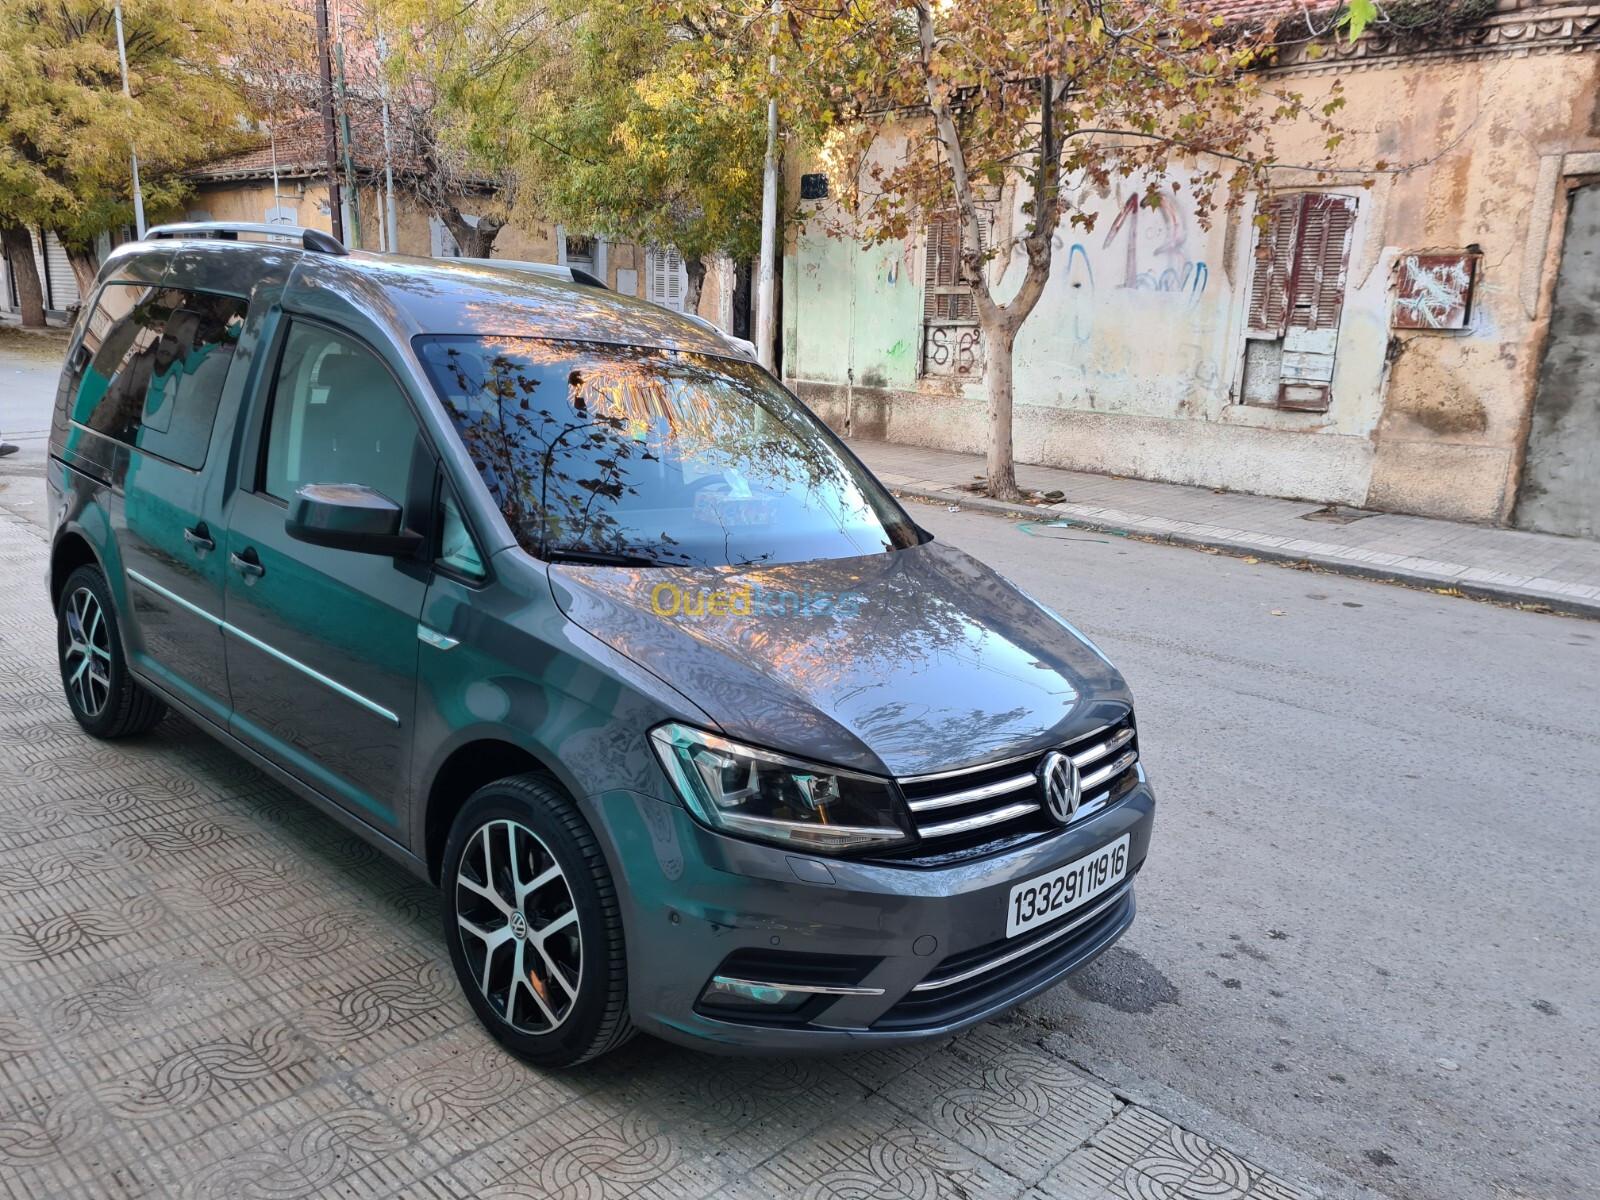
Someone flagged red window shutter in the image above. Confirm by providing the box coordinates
[1287,195,1356,331]
[1246,196,1302,338]
[924,212,988,323]
[924,214,956,318]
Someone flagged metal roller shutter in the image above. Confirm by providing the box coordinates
[42,231,78,311]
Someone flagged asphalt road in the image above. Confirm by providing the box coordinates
[910,502,1600,1200]
[0,331,60,528]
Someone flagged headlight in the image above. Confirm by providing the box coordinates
[649,722,913,854]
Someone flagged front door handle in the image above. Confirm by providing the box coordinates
[229,548,265,579]
[183,523,215,553]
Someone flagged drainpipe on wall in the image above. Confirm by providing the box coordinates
[845,367,854,437]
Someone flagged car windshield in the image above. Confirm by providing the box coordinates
[415,337,921,568]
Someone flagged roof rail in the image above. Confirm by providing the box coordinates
[144,221,349,257]
[455,257,609,290]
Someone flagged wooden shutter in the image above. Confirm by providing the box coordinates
[923,212,990,322]
[1287,195,1356,332]
[1246,196,1302,337]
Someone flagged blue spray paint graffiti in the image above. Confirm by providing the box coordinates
[1063,243,1095,344]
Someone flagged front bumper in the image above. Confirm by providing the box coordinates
[589,769,1156,1054]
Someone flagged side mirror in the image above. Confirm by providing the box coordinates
[285,483,423,556]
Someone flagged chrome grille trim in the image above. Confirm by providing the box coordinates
[911,881,1133,992]
[1071,725,1134,769]
[895,719,1120,785]
[712,976,886,997]
[1080,749,1138,793]
[894,714,1139,853]
[915,800,1041,839]
[905,772,1034,813]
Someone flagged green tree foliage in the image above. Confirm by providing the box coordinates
[666,0,1346,500]
[0,0,276,323]
[516,0,765,312]
[378,0,765,314]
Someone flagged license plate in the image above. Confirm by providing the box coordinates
[1006,835,1130,938]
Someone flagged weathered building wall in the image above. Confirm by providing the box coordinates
[783,38,1600,523]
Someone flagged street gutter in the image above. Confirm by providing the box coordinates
[894,486,1600,622]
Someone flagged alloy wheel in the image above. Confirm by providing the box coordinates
[62,586,112,718]
[455,818,583,1033]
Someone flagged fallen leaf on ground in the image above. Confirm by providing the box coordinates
[1243,556,1259,564]
[1270,609,1286,616]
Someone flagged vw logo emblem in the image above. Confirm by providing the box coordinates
[508,911,528,940]
[1038,750,1081,826]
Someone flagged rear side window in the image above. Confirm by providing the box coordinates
[69,283,247,470]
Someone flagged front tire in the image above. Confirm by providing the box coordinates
[56,564,167,738]
[441,774,635,1067]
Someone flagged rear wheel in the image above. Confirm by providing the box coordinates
[441,774,635,1067]
[56,565,167,738]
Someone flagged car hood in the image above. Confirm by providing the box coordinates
[546,538,1129,777]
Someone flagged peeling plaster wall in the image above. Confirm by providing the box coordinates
[782,48,1600,522]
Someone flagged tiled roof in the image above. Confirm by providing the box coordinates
[189,110,424,181]
[191,122,326,179]
[1205,0,1299,22]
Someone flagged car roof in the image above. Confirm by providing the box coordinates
[290,252,736,356]
[99,235,737,359]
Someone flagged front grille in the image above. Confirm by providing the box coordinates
[873,876,1136,1030]
[878,713,1140,866]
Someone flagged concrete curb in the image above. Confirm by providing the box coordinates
[892,485,1600,622]
[1042,1032,1399,1200]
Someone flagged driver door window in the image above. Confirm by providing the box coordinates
[262,323,417,506]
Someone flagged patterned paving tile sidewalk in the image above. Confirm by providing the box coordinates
[849,438,1600,619]
[0,508,1340,1200]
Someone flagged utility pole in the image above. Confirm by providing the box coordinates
[334,37,362,248]
[112,3,146,238]
[314,0,344,244]
[377,32,399,254]
[754,1,781,372]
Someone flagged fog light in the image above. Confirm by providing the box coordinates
[709,976,793,1005]
[700,975,812,1015]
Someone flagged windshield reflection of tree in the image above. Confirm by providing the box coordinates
[431,340,904,567]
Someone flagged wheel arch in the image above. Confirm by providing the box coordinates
[49,530,104,609]
[422,736,563,884]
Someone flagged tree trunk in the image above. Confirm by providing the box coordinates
[683,256,707,318]
[982,317,1021,501]
[1,223,47,328]
[441,206,505,259]
[63,241,100,298]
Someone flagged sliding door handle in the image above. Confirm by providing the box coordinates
[183,523,215,553]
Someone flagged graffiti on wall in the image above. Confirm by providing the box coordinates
[923,324,984,377]
[1393,253,1478,330]
[1102,193,1210,297]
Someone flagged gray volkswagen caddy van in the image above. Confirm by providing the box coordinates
[45,223,1156,1066]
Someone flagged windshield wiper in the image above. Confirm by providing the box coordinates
[541,546,662,567]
